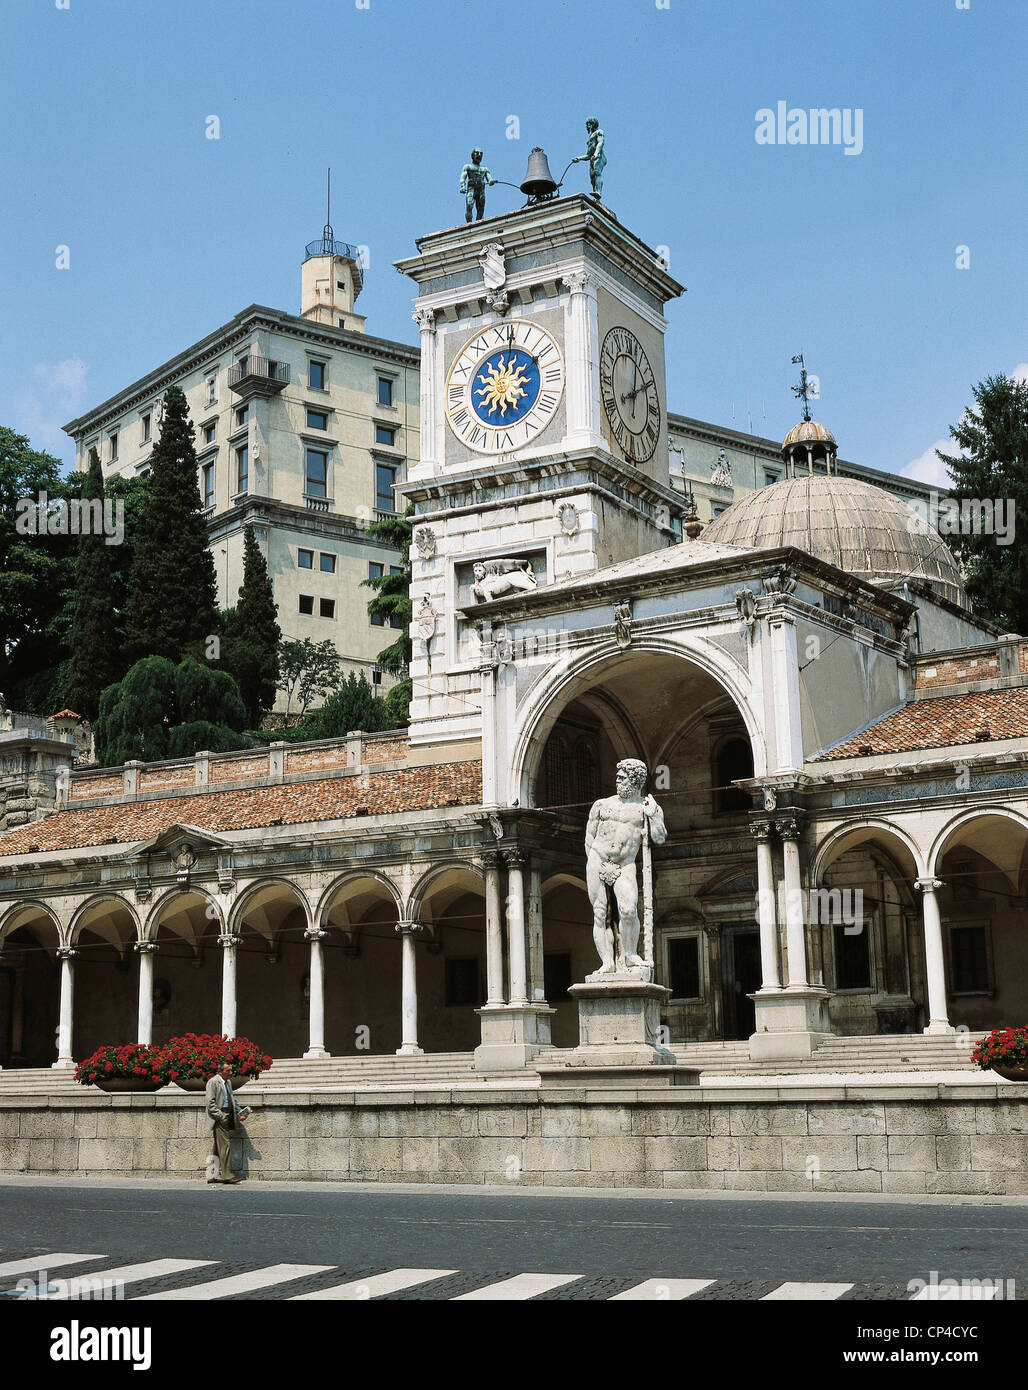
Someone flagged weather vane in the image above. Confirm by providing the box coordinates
[790,353,818,422]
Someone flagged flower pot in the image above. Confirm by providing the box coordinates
[991,1064,1028,1082]
[91,1077,165,1093]
[172,1075,252,1092]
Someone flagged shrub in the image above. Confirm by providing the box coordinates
[154,1033,273,1084]
[75,1043,163,1085]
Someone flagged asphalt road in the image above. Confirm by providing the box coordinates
[1,1178,1027,1301]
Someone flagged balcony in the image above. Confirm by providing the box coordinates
[228,356,290,396]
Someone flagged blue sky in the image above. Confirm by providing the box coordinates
[1,0,1024,485]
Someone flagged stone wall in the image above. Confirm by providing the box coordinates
[2,1083,1026,1194]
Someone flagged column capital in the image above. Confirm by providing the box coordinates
[56,947,78,962]
[133,940,159,955]
[774,815,804,841]
[217,933,243,949]
[480,847,504,870]
[395,919,422,936]
[502,848,526,870]
[749,820,775,842]
[914,877,944,894]
[413,306,438,334]
[562,268,595,295]
[304,927,328,943]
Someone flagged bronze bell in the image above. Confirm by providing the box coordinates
[520,147,558,202]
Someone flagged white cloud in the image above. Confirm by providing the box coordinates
[901,438,955,488]
[7,358,88,466]
[1012,362,1028,384]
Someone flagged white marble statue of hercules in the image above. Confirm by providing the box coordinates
[584,758,667,974]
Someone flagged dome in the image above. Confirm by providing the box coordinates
[782,419,836,451]
[702,474,966,605]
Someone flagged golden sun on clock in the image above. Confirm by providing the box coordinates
[600,325,661,464]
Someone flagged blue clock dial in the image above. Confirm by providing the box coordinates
[446,319,565,455]
[471,350,541,426]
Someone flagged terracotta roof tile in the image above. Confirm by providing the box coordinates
[0,761,482,856]
[815,687,1028,761]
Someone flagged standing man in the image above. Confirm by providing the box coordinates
[205,1060,251,1185]
[585,759,666,974]
[460,149,496,222]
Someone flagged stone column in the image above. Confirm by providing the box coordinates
[915,878,954,1034]
[303,927,330,1059]
[135,940,158,1046]
[776,818,810,987]
[53,947,77,1069]
[562,269,603,449]
[751,822,781,990]
[766,606,803,772]
[482,850,505,1006]
[527,861,545,1002]
[413,307,439,469]
[504,850,529,1006]
[395,920,424,1056]
[218,934,242,1038]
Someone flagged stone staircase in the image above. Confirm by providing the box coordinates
[0,1034,983,1097]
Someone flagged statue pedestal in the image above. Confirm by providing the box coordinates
[748,986,834,1061]
[474,1003,555,1071]
[564,978,676,1068]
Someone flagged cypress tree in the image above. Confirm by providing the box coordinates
[125,385,219,661]
[66,449,121,720]
[223,523,281,726]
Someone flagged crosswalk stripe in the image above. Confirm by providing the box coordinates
[133,1263,332,1300]
[452,1273,582,1301]
[0,1254,102,1279]
[610,1278,716,1301]
[762,1282,854,1300]
[291,1268,458,1301]
[48,1260,216,1297]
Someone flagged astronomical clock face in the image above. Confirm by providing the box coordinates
[446,319,565,454]
[600,326,661,464]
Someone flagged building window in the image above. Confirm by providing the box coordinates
[834,920,872,990]
[713,736,753,814]
[368,563,404,627]
[765,471,779,486]
[445,958,479,1007]
[306,409,328,431]
[375,424,396,447]
[308,360,327,390]
[711,504,726,517]
[201,463,215,511]
[305,449,328,499]
[204,373,218,406]
[234,404,249,428]
[951,924,991,994]
[141,414,151,444]
[543,953,573,1002]
[667,936,701,1000]
[108,431,119,461]
[297,549,314,570]
[376,462,396,513]
[235,444,248,494]
[319,553,336,574]
[377,376,394,407]
[319,597,335,619]
[298,594,314,615]
[202,420,217,445]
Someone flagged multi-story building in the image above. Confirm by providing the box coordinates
[63,231,418,705]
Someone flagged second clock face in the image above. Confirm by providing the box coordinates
[600,326,661,464]
[446,319,565,454]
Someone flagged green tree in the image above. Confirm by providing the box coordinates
[174,656,246,732]
[276,637,341,718]
[301,672,389,739]
[93,656,177,765]
[362,509,411,675]
[382,678,412,728]
[0,426,75,701]
[125,386,219,662]
[222,524,281,727]
[938,373,1028,633]
[65,449,121,720]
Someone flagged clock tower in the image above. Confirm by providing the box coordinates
[395,191,685,745]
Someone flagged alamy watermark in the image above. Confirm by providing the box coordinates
[907,490,1015,545]
[755,102,863,156]
[15,492,125,546]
